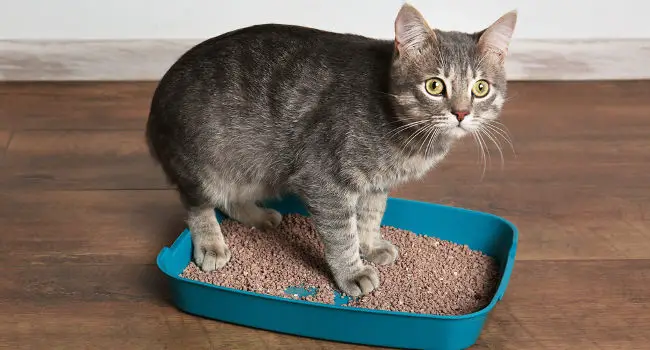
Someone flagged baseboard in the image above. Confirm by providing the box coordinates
[1,39,648,81]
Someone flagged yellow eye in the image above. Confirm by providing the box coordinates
[424,78,445,96]
[472,80,490,97]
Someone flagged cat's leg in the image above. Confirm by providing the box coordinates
[187,206,232,271]
[357,191,399,265]
[177,178,231,272]
[301,186,379,297]
[222,201,282,231]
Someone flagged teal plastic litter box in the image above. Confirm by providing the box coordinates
[156,195,518,350]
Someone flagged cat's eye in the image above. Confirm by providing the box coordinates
[472,80,490,97]
[424,78,445,96]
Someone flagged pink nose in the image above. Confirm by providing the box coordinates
[453,110,469,122]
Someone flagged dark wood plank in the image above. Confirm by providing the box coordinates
[499,80,650,140]
[1,130,168,190]
[1,260,647,349]
[0,129,9,162]
[0,81,156,130]
[0,190,185,266]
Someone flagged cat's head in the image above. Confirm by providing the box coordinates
[389,4,517,142]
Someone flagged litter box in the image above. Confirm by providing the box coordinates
[156,195,518,350]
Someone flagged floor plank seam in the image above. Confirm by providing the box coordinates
[1,130,14,162]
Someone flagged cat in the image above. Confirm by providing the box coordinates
[146,4,517,297]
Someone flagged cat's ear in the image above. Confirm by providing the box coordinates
[394,4,436,55]
[477,10,518,63]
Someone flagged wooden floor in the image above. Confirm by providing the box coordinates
[1,80,649,349]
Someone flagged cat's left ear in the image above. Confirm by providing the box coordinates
[477,10,518,63]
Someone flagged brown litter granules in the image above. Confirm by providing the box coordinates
[181,214,500,316]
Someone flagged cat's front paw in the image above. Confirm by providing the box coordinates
[363,239,399,265]
[335,265,380,297]
[193,237,232,272]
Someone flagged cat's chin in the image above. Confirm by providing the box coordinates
[449,127,469,139]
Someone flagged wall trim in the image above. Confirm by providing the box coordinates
[1,39,648,81]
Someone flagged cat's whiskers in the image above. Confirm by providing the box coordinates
[470,131,486,180]
[385,114,447,141]
[476,131,489,181]
[400,122,436,154]
[479,126,505,170]
[478,130,492,168]
[483,121,516,156]
[417,124,437,155]
[384,118,420,126]
[485,121,516,153]
[385,119,428,134]
[470,131,482,166]
[384,119,430,140]
[489,120,515,139]
[474,129,491,180]
[424,127,444,159]
[423,127,440,158]
[401,121,445,156]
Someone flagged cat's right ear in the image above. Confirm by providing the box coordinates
[476,10,518,64]
[394,4,436,56]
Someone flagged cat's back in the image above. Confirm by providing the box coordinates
[181,23,383,63]
[155,23,391,93]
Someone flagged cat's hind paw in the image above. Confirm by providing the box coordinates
[257,208,282,230]
[363,239,399,265]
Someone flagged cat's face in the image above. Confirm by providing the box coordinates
[390,5,517,142]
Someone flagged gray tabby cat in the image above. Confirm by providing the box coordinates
[146,4,517,297]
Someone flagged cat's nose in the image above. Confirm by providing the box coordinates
[453,110,470,122]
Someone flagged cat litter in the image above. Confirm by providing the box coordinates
[181,214,500,316]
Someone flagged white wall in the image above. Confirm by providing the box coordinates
[0,0,648,40]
